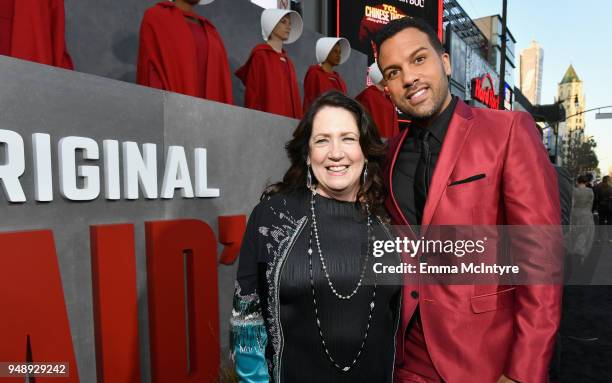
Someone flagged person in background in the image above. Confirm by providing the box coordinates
[594,175,612,225]
[535,126,572,227]
[356,61,399,139]
[137,0,233,104]
[585,173,595,188]
[0,0,73,69]
[303,37,350,113]
[569,174,595,267]
[585,173,597,222]
[236,8,303,118]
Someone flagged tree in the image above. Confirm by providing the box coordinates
[561,132,599,181]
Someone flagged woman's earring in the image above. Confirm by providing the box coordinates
[306,163,313,190]
[362,160,368,185]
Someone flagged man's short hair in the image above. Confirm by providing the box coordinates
[374,16,445,56]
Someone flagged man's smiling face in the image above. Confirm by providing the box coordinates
[378,27,452,121]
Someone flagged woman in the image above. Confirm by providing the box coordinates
[569,174,595,265]
[236,8,303,118]
[303,37,351,113]
[230,91,401,383]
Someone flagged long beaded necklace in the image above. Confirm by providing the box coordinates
[308,189,377,372]
[309,190,372,299]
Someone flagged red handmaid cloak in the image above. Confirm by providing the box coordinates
[356,85,399,139]
[137,1,233,104]
[1,0,73,69]
[302,64,347,113]
[235,43,302,119]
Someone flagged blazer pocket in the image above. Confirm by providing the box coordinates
[470,287,515,313]
[448,173,486,187]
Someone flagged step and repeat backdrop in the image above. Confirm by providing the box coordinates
[0,56,294,382]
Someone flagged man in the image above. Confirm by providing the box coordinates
[0,0,73,69]
[356,61,399,139]
[137,0,233,104]
[376,17,562,382]
[594,176,612,225]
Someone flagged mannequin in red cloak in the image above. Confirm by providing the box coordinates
[356,61,399,139]
[137,0,233,104]
[0,0,73,69]
[235,9,303,118]
[302,37,351,113]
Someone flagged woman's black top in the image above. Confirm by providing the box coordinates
[231,190,401,383]
[279,194,401,382]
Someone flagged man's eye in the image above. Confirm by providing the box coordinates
[415,56,425,64]
[387,69,399,79]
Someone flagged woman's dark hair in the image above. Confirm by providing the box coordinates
[577,174,590,184]
[263,91,387,216]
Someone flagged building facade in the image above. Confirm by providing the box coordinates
[444,0,515,111]
[473,14,516,108]
[557,64,586,166]
[557,64,585,140]
[520,40,544,105]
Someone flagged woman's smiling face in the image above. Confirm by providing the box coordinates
[308,106,365,201]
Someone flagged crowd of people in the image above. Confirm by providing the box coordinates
[566,174,612,275]
[593,175,612,226]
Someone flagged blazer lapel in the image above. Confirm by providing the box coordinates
[421,100,474,226]
[388,128,410,225]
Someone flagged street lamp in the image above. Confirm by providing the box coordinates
[565,105,612,121]
[596,112,612,119]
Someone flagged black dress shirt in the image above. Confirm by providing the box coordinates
[392,96,458,226]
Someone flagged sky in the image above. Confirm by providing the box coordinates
[462,0,612,176]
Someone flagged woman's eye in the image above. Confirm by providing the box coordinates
[415,56,425,64]
[343,137,356,142]
[315,139,327,144]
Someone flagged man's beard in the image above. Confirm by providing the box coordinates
[402,77,450,123]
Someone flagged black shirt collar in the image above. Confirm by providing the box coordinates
[411,95,458,143]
